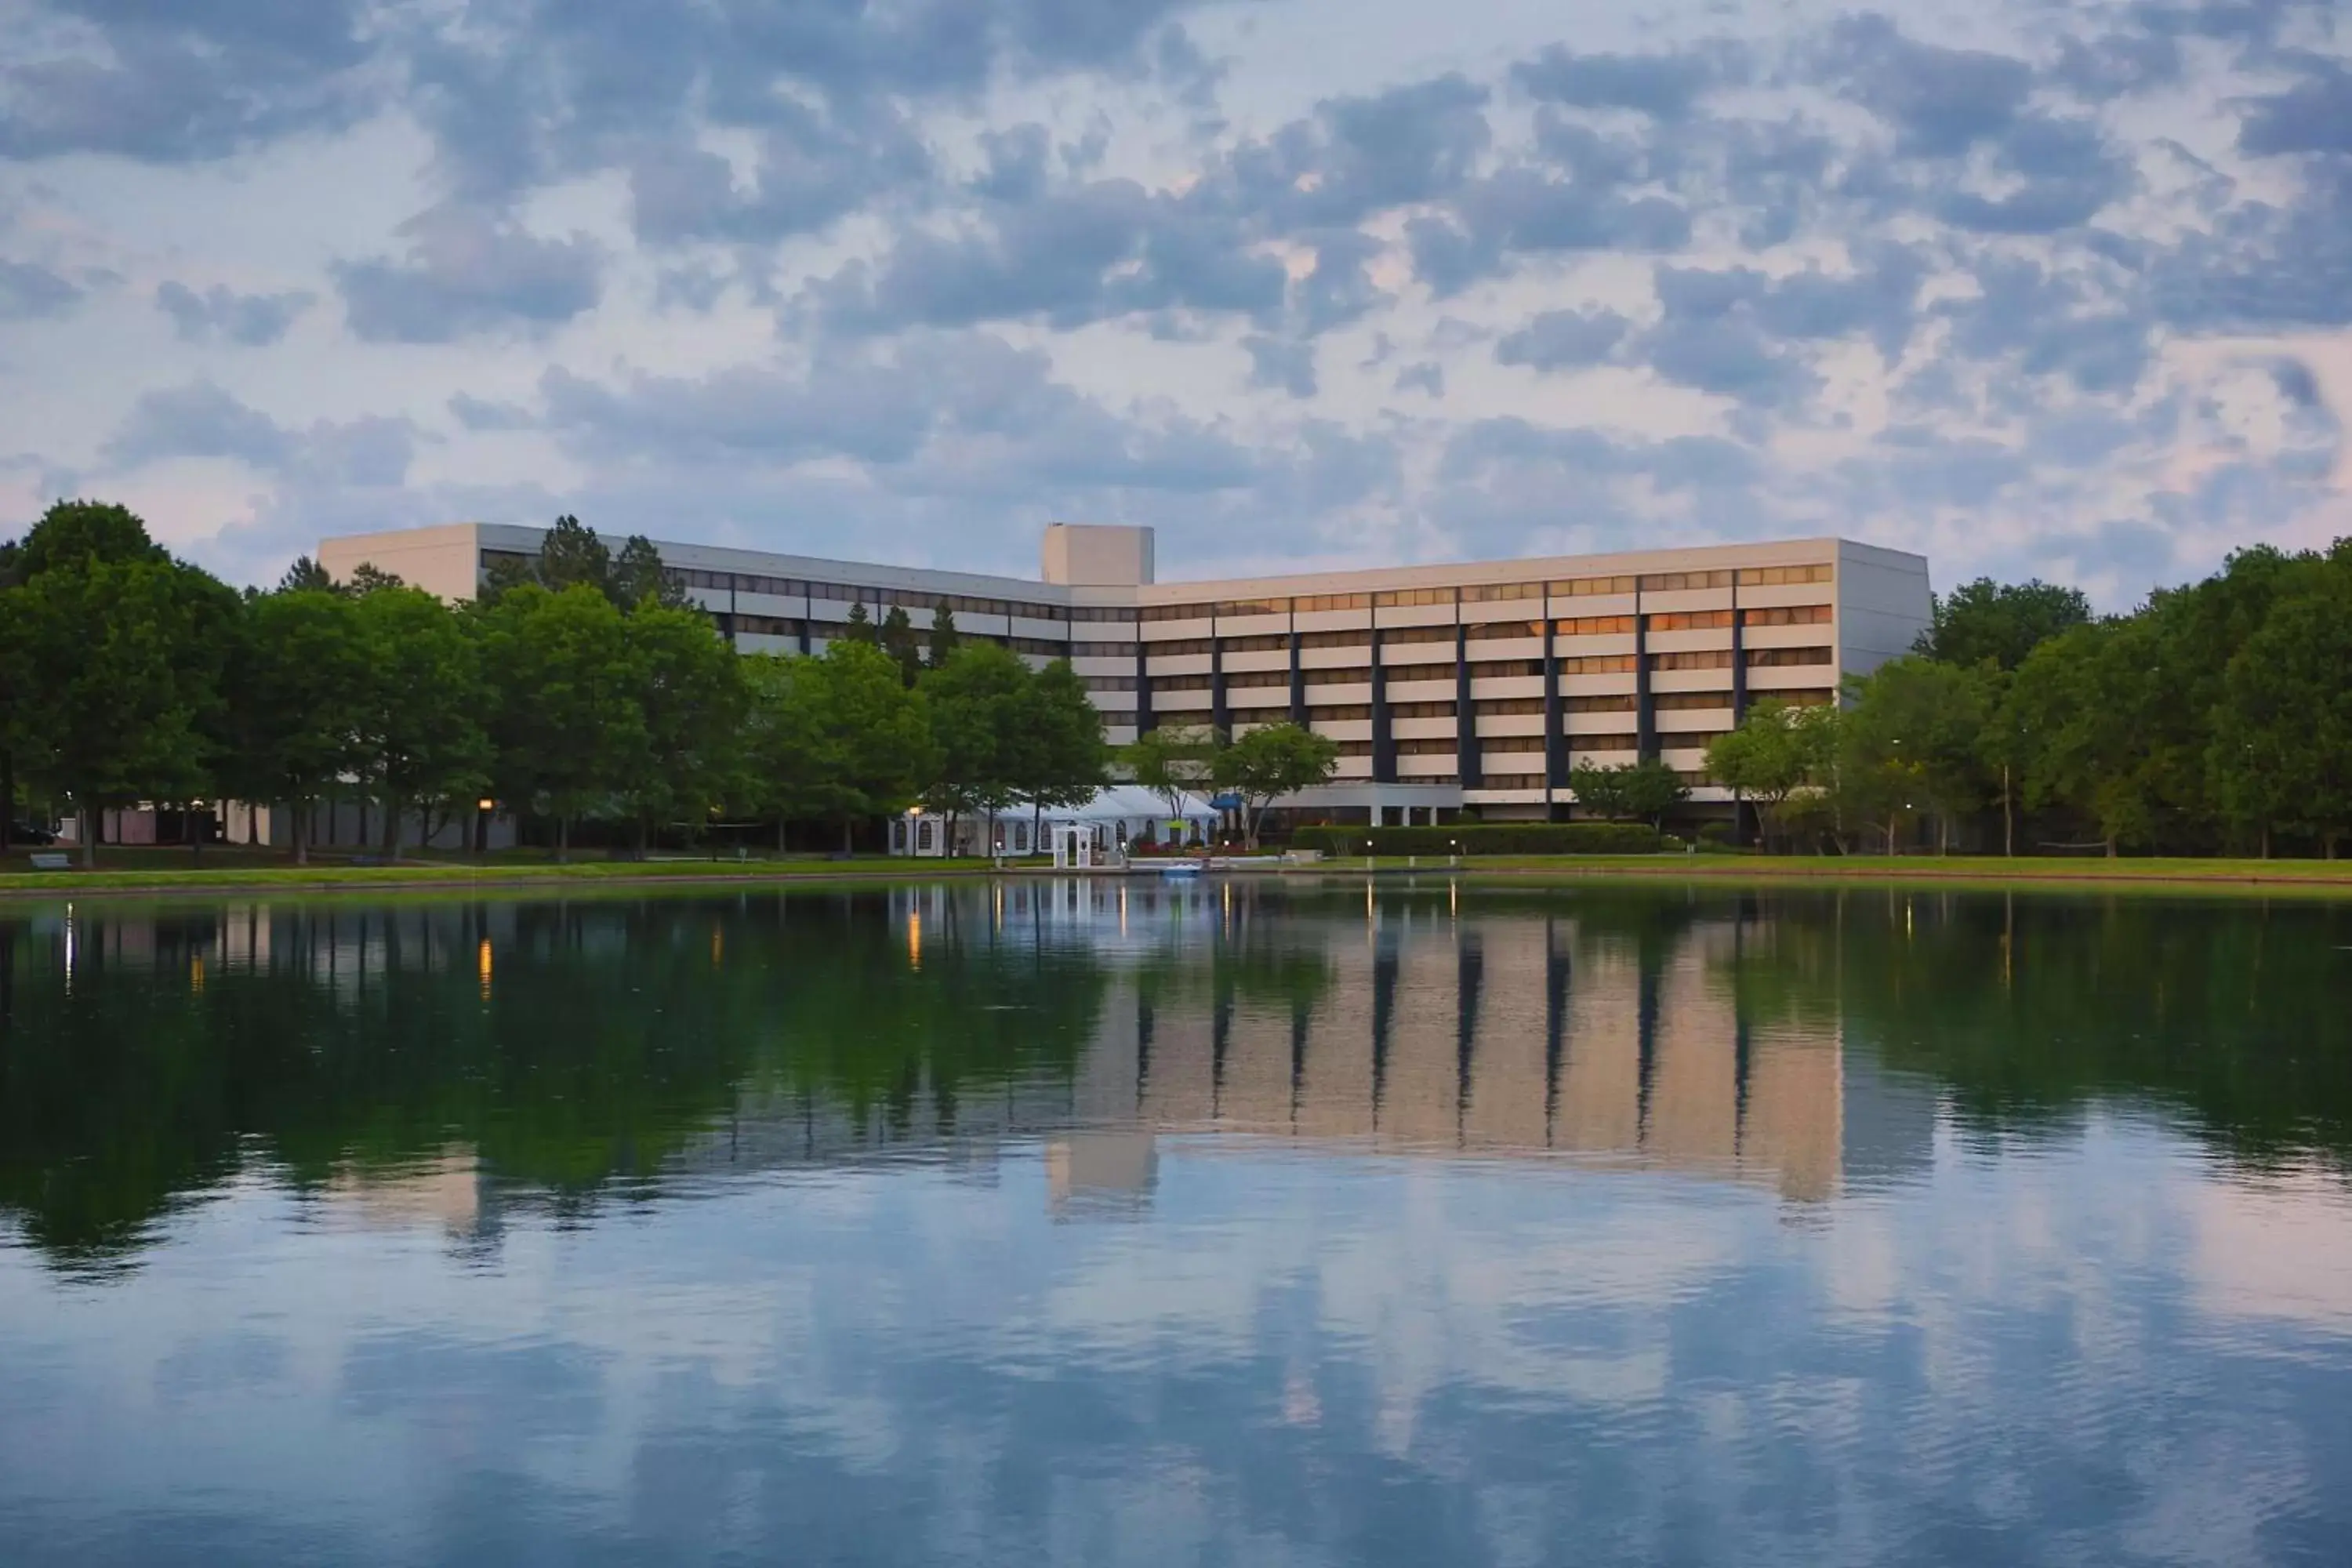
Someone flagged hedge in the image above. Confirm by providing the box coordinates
[1289,822,1664,856]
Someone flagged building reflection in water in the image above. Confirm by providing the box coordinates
[0,881,1938,1248]
[678,879,1936,1210]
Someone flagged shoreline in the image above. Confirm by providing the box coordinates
[4,852,2351,902]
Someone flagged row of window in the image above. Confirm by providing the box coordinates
[775,609,1824,655]
[521,549,1835,626]
[1126,565,1835,622]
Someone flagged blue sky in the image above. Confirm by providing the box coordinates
[2,0,2347,604]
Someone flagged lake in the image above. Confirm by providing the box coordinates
[2,880,2350,1566]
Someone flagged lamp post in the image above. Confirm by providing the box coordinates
[476,797,495,859]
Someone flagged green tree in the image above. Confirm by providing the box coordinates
[1567,758,1634,821]
[224,590,368,863]
[927,604,961,668]
[2008,621,2170,856]
[840,601,878,644]
[1212,722,1338,848]
[880,604,924,686]
[13,499,167,579]
[617,605,744,850]
[610,535,689,611]
[1123,724,1218,835]
[9,557,225,864]
[274,556,336,594]
[537,514,613,597]
[351,589,491,858]
[1841,656,1994,853]
[739,654,832,851]
[1621,756,1690,832]
[344,561,406,595]
[812,641,933,852]
[478,584,644,860]
[922,641,1031,847]
[1917,577,2091,670]
[1015,659,1109,841]
[2210,572,2352,858]
[1704,701,1838,851]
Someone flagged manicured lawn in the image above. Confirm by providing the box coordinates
[0,850,1002,898]
[1422,852,2352,893]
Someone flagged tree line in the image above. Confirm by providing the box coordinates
[1707,542,2352,856]
[0,504,1126,863]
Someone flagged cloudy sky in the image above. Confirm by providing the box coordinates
[2,0,2347,603]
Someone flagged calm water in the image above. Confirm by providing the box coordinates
[3,881,2350,1566]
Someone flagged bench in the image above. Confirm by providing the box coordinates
[28,851,71,871]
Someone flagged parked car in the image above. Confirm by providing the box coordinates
[8,821,60,845]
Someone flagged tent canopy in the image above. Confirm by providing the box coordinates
[1034,785,1214,824]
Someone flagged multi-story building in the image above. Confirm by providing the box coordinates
[318,521,1932,823]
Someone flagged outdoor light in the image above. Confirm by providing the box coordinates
[478,798,495,811]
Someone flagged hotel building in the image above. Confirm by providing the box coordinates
[319,521,1932,823]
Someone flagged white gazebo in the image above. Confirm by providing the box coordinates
[890,786,1219,858]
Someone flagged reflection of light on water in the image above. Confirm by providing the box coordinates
[477,938,492,1000]
[62,901,74,994]
[2190,1167,2352,1334]
[190,954,205,995]
[711,924,724,967]
[907,909,921,970]
[325,1148,482,1234]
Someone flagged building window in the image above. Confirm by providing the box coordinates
[1390,700,1457,718]
[1225,670,1292,688]
[1220,633,1290,654]
[1555,615,1639,636]
[1372,586,1457,608]
[1552,574,1639,597]
[1385,661,1457,684]
[1653,691,1732,711]
[1746,647,1834,667]
[1483,737,1544,754]
[1140,602,1214,622]
[1639,569,1735,592]
[1299,629,1374,649]
[1082,675,1138,692]
[735,615,806,638]
[1068,641,1136,657]
[1069,605,1137,624]
[1479,773,1546,789]
[1466,619,1545,640]
[1460,581,1543,603]
[1396,739,1459,756]
[1334,741,1375,757]
[1214,597,1290,618]
[1468,659,1546,677]
[1308,704,1374,720]
[1476,698,1547,716]
[1573,734,1639,753]
[1736,564,1835,586]
[1381,625,1455,645]
[1152,673,1215,691]
[1650,609,1734,632]
[1295,591,1374,612]
[1145,637,1216,656]
[1740,604,1832,626]
[1564,694,1639,713]
[1558,654,1639,674]
[1653,650,1737,670]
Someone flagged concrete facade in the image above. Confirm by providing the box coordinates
[318,521,1933,820]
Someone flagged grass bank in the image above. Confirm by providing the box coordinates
[1403,852,2352,895]
[0,851,1002,901]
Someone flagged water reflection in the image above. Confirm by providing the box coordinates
[1,883,2350,1565]
[5,882,2345,1265]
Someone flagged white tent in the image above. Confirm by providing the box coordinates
[891,786,1219,858]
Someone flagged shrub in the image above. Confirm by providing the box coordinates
[1290,822,1664,857]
